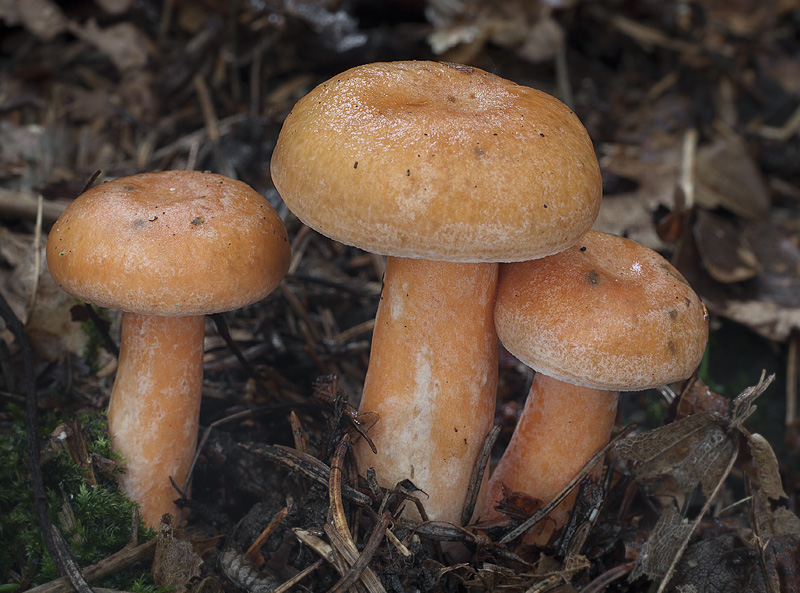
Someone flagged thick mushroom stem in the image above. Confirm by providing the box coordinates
[477,374,618,535]
[353,257,498,525]
[107,312,205,526]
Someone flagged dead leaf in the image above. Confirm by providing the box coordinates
[669,377,730,421]
[0,0,68,41]
[67,19,151,72]
[617,374,776,591]
[153,514,203,592]
[693,210,759,283]
[630,505,693,580]
[670,534,765,592]
[748,433,787,501]
[695,137,770,220]
[614,411,736,498]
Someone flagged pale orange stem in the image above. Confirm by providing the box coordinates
[107,312,205,527]
[354,257,498,524]
[477,373,618,537]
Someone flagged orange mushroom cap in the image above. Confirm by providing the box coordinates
[47,170,290,315]
[495,231,709,390]
[271,61,601,262]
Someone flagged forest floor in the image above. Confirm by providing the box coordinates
[1,1,799,591]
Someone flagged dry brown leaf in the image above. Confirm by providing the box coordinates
[748,433,787,501]
[693,210,758,283]
[617,374,775,591]
[67,19,151,72]
[153,515,203,592]
[695,137,770,220]
[596,133,683,250]
[614,411,736,498]
[630,505,693,580]
[0,0,68,41]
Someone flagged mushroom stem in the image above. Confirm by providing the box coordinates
[353,257,498,525]
[477,373,618,536]
[107,312,205,526]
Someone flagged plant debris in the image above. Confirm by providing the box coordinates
[1,0,799,591]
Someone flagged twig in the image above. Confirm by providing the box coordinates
[238,441,372,506]
[244,506,289,568]
[578,563,633,593]
[0,188,66,225]
[654,446,739,593]
[24,539,157,593]
[328,513,390,593]
[788,330,797,427]
[461,424,500,527]
[327,435,386,593]
[272,559,323,593]
[193,74,236,178]
[0,291,68,578]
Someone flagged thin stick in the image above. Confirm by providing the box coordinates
[461,424,500,527]
[24,540,157,593]
[244,507,289,568]
[787,330,797,427]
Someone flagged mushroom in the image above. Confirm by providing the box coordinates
[46,171,290,526]
[477,231,708,538]
[270,61,602,524]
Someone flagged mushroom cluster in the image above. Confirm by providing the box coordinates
[272,60,709,537]
[47,170,290,526]
[271,60,602,524]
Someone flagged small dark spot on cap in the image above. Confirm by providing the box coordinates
[580,246,587,252]
[190,216,205,226]
[406,170,410,176]
[354,161,358,169]
[543,204,548,208]
[539,132,545,137]
[668,309,679,320]
[587,270,600,285]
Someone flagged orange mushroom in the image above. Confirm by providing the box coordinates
[46,171,290,526]
[271,61,602,524]
[477,231,708,538]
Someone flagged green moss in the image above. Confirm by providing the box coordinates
[79,306,113,373]
[0,409,155,587]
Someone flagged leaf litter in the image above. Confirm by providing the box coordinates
[0,0,799,591]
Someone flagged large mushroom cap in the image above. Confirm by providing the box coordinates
[47,170,290,316]
[271,61,602,262]
[495,231,709,390]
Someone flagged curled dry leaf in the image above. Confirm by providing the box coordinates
[748,433,787,501]
[695,137,770,220]
[693,210,758,284]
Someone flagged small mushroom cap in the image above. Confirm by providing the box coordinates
[47,171,290,316]
[271,61,602,262]
[495,231,709,390]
